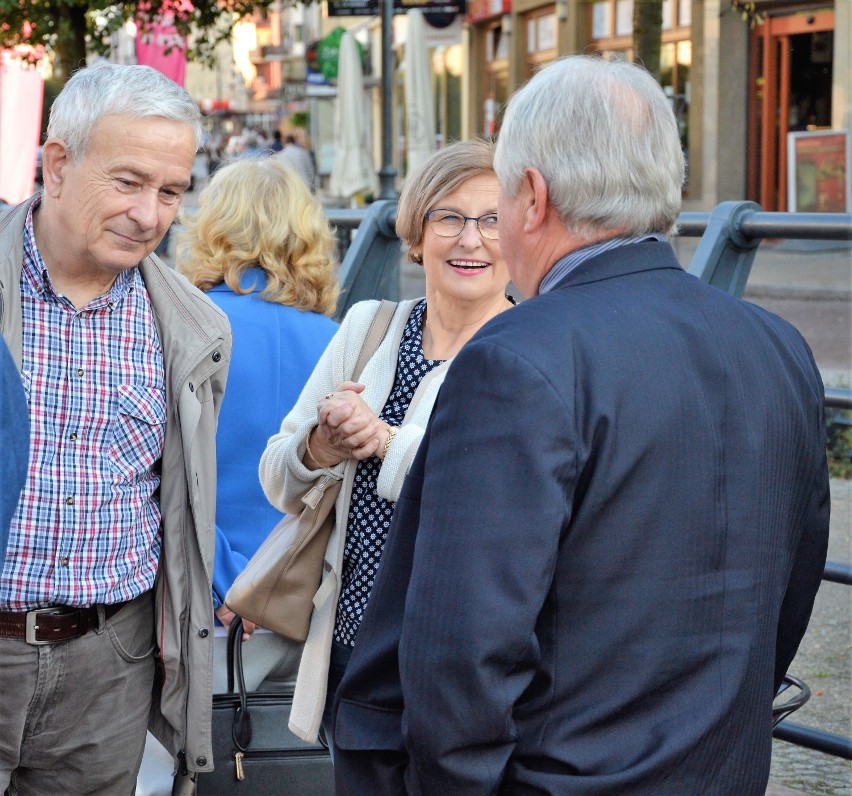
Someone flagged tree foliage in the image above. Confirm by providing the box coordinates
[730,0,765,29]
[0,0,281,77]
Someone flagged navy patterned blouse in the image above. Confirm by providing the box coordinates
[334,300,444,647]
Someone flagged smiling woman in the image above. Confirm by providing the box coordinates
[258,138,516,746]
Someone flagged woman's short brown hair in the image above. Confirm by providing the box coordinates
[396,139,496,265]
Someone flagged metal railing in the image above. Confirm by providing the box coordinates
[326,199,852,761]
[326,202,400,321]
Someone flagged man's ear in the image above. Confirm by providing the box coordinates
[522,167,549,233]
[41,140,70,198]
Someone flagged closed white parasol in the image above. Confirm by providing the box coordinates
[329,31,379,201]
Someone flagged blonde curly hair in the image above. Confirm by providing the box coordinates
[176,157,339,316]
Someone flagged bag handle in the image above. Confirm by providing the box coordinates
[351,300,396,382]
[227,617,254,752]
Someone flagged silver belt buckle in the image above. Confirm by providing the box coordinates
[25,608,62,645]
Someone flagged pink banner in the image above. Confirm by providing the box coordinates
[0,51,43,204]
[136,15,188,87]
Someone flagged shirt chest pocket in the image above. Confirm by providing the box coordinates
[108,384,167,483]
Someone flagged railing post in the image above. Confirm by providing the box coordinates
[334,200,400,321]
[686,201,763,297]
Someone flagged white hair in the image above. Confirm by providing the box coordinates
[47,62,203,157]
[494,55,685,240]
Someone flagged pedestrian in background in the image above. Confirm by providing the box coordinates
[275,134,317,193]
[332,55,830,795]
[175,156,339,692]
[0,62,231,794]
[259,139,514,747]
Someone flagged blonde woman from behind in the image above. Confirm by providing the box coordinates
[177,157,340,692]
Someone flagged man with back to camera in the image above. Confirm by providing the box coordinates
[0,63,231,794]
[331,55,831,794]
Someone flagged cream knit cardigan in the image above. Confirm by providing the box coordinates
[258,298,452,742]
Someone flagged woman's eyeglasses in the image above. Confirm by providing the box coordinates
[425,210,499,240]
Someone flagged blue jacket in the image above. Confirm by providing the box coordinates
[207,269,338,607]
[0,335,28,573]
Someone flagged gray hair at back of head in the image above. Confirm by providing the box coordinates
[47,62,204,157]
[494,55,685,239]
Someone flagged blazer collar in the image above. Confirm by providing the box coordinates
[549,239,683,292]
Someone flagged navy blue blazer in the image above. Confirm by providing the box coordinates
[332,241,830,795]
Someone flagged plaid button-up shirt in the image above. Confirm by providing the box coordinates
[0,200,166,610]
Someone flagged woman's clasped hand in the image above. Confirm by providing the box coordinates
[311,382,394,464]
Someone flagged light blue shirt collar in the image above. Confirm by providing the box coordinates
[539,234,667,295]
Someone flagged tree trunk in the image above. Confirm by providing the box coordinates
[633,0,663,81]
[53,4,89,80]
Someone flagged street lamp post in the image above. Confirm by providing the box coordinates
[378,0,397,199]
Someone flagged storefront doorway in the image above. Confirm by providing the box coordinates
[747,9,834,211]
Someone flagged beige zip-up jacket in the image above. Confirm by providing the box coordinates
[259,299,452,742]
[0,195,232,776]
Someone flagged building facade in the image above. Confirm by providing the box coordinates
[178,0,847,211]
[461,0,847,211]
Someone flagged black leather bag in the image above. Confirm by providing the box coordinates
[196,619,334,795]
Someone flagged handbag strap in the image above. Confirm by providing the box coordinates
[351,299,397,382]
[226,617,245,695]
[228,617,254,752]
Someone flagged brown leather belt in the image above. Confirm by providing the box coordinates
[0,603,126,645]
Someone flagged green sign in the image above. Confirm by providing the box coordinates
[313,27,365,82]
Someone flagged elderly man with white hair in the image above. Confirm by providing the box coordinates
[0,63,231,793]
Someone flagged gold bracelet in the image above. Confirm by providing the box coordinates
[382,425,397,459]
[305,428,318,464]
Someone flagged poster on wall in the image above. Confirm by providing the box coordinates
[787,129,851,213]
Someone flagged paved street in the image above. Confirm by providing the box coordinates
[767,479,851,796]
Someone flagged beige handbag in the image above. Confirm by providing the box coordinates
[225,300,397,641]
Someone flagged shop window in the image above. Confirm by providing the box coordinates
[483,20,509,139]
[662,0,674,31]
[525,7,557,79]
[434,45,462,146]
[615,0,632,37]
[592,1,612,39]
[589,0,691,44]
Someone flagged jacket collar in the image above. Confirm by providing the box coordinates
[207,266,267,294]
[139,256,229,382]
[549,239,683,292]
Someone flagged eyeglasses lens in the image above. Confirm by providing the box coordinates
[428,213,499,240]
